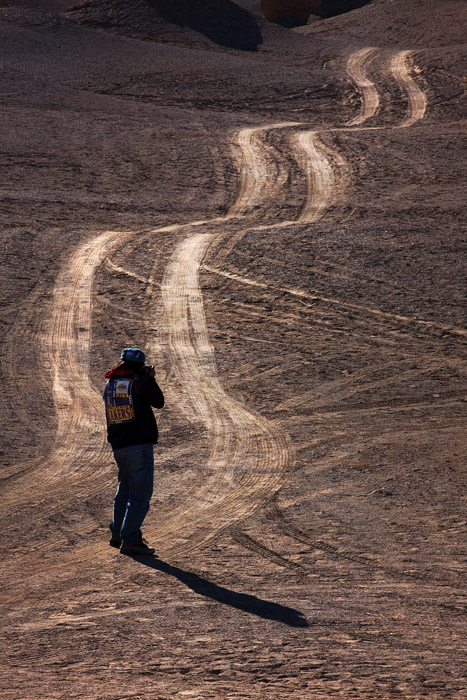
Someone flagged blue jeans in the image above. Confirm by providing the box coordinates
[110,443,154,544]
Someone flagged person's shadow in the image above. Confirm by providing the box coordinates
[128,555,309,627]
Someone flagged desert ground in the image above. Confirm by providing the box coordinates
[0,0,466,698]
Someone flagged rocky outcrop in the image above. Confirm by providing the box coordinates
[67,0,263,50]
[260,0,322,24]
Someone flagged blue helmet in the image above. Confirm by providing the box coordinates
[121,347,146,364]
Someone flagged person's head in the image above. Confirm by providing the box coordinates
[118,347,146,372]
[120,347,146,364]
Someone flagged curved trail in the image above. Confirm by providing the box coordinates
[391,50,427,127]
[3,232,135,507]
[50,232,132,476]
[297,130,351,223]
[4,46,431,553]
[345,47,380,126]
[145,232,292,555]
[345,48,426,130]
[139,49,429,553]
[228,121,302,217]
[296,131,334,222]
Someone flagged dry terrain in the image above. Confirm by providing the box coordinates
[0,0,466,698]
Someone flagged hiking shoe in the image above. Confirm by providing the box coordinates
[109,535,122,549]
[120,538,155,556]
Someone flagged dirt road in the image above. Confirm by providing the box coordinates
[1,3,466,699]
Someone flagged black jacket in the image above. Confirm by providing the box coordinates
[103,366,164,450]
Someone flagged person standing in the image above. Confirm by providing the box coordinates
[104,347,164,556]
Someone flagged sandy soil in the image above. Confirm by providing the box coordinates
[0,1,466,698]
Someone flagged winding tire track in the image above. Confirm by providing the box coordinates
[146,230,292,555]
[297,129,351,223]
[228,122,302,217]
[134,49,432,556]
[345,47,380,126]
[391,50,427,127]
[4,47,433,560]
[2,231,134,510]
[296,131,335,223]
